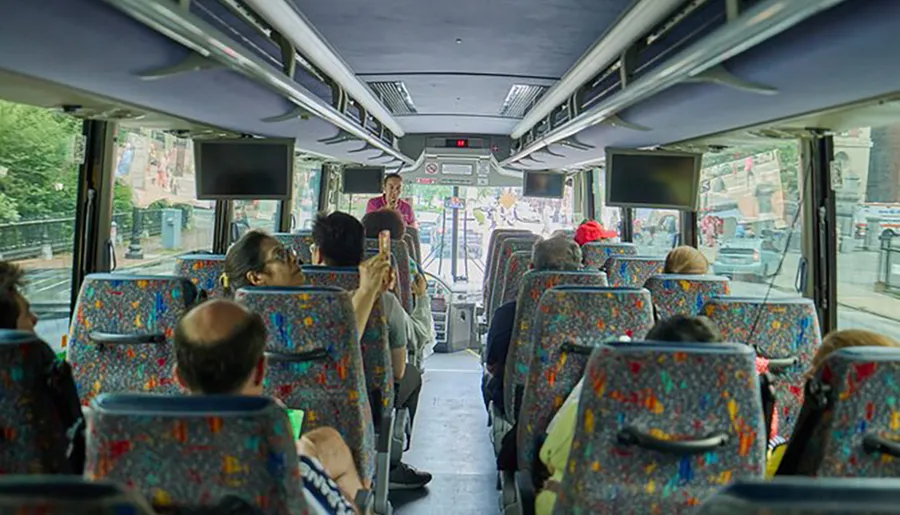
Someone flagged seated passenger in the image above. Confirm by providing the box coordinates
[221,229,391,346]
[484,235,582,416]
[0,261,39,331]
[664,245,709,274]
[361,208,436,367]
[309,212,432,490]
[766,329,900,477]
[173,298,364,514]
[534,315,738,515]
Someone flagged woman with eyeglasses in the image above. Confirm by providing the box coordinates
[220,229,392,342]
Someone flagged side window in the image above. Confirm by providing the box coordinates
[0,99,83,349]
[633,209,680,255]
[698,143,802,296]
[112,129,214,274]
[291,162,322,231]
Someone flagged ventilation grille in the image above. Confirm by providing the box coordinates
[500,84,549,118]
[368,81,417,115]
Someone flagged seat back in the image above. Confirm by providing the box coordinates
[644,274,731,319]
[0,477,157,514]
[497,251,531,308]
[517,287,654,469]
[780,347,900,478]
[85,394,306,514]
[484,229,531,306]
[488,236,539,324]
[581,242,637,268]
[175,254,226,298]
[697,477,900,514]
[365,239,413,311]
[703,297,822,435]
[503,270,608,420]
[235,286,375,482]
[272,231,314,264]
[403,233,420,264]
[0,331,74,474]
[68,274,198,404]
[602,256,665,288]
[301,266,394,422]
[556,342,766,513]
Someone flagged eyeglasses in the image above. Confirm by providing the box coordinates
[267,246,298,265]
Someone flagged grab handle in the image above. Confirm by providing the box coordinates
[862,433,900,458]
[89,332,165,345]
[617,427,729,455]
[560,342,593,355]
[265,348,329,363]
[766,356,799,372]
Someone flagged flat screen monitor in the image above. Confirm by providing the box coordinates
[194,138,294,200]
[342,167,385,194]
[605,148,702,210]
[523,171,565,198]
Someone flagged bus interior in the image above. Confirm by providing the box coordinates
[2,0,900,513]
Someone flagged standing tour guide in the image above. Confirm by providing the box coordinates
[366,173,417,228]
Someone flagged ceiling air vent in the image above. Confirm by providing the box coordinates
[368,81,417,115]
[500,84,548,118]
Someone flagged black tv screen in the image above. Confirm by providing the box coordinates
[605,148,701,210]
[342,167,384,194]
[194,138,294,200]
[523,172,564,198]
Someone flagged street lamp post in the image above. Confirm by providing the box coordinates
[125,207,144,260]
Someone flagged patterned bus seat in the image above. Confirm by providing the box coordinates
[644,274,731,320]
[85,394,307,514]
[235,286,376,482]
[273,231,314,264]
[403,232,420,264]
[601,256,665,288]
[366,239,413,312]
[488,236,539,325]
[67,274,198,405]
[301,266,394,425]
[581,242,637,269]
[503,270,608,421]
[777,347,900,478]
[497,251,531,308]
[703,297,822,436]
[484,230,532,307]
[517,287,654,469]
[175,253,226,298]
[556,342,766,513]
[0,476,157,514]
[0,330,75,474]
[698,477,900,514]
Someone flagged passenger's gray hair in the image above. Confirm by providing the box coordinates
[532,235,582,271]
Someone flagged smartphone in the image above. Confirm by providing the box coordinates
[379,230,391,256]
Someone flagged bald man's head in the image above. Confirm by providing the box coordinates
[174,299,267,395]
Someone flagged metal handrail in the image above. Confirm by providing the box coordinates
[103,0,413,165]
[502,0,850,166]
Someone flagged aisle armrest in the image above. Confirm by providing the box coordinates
[374,411,394,515]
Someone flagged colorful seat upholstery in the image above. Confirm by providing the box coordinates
[777,347,900,478]
[517,287,654,469]
[273,231,314,264]
[235,286,375,482]
[703,297,822,436]
[698,477,900,514]
[487,236,539,325]
[301,266,394,425]
[497,251,531,308]
[175,253,226,298]
[503,270,608,420]
[403,231,421,264]
[484,230,531,307]
[0,476,157,515]
[602,256,665,288]
[644,274,731,320]
[67,274,198,405]
[556,342,766,513]
[0,331,74,474]
[365,239,413,312]
[581,242,637,269]
[85,394,307,514]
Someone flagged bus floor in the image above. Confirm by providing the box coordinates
[390,350,500,514]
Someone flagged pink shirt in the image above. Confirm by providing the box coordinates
[366,196,417,228]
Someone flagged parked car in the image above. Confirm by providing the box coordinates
[712,237,782,280]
